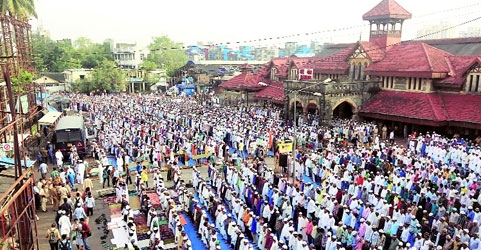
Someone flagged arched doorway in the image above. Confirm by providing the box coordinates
[306,103,319,115]
[333,101,354,119]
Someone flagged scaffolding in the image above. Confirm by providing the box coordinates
[0,13,39,250]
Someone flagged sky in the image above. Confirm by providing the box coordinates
[31,0,481,48]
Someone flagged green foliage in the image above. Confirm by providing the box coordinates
[145,36,187,77]
[144,73,160,84]
[11,70,33,93]
[33,35,82,73]
[71,77,93,93]
[52,39,82,71]
[0,0,37,19]
[33,34,112,73]
[73,37,112,69]
[139,61,157,71]
[72,60,125,93]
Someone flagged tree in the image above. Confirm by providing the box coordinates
[0,0,37,19]
[139,60,157,71]
[145,36,187,77]
[51,40,82,72]
[73,37,112,69]
[73,60,125,93]
[71,77,94,93]
[32,32,54,73]
[144,72,160,84]
[32,33,114,73]
[11,70,33,93]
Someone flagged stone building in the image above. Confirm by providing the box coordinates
[219,0,481,138]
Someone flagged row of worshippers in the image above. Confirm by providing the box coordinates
[131,163,195,250]
[79,94,296,174]
[72,93,481,250]
[187,164,310,250]
[187,147,481,250]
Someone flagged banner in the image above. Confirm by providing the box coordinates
[192,153,212,160]
[277,140,293,153]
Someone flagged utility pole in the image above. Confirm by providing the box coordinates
[2,63,23,180]
[292,91,297,181]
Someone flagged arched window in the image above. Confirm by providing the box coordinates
[351,63,357,81]
[357,62,362,80]
[270,68,276,81]
[362,62,368,80]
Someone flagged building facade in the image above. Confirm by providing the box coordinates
[110,41,148,69]
[219,0,481,137]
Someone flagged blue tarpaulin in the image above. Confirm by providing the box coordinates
[0,156,36,168]
[47,105,59,112]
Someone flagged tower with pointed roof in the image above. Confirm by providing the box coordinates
[363,0,411,49]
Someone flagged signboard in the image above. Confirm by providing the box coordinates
[277,140,293,153]
[298,68,313,80]
[2,143,13,152]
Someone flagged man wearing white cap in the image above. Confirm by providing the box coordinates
[149,225,159,247]
[209,235,218,250]
[287,229,297,250]
[76,160,85,185]
[281,200,292,219]
[325,234,336,250]
[299,240,309,250]
[216,207,227,237]
[239,238,250,250]
[376,229,386,249]
[280,224,292,244]
[369,228,380,246]
[58,210,71,237]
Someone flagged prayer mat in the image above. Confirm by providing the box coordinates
[103,196,116,205]
[179,215,187,226]
[107,156,118,168]
[146,192,161,208]
[108,203,122,214]
[133,213,150,241]
[128,195,141,210]
[179,213,205,250]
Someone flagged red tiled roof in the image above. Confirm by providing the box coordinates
[311,45,356,74]
[442,93,481,128]
[275,64,289,77]
[362,0,412,20]
[360,90,481,128]
[358,41,385,62]
[254,82,285,104]
[438,56,481,87]
[271,58,289,68]
[365,43,453,78]
[268,58,290,77]
[360,91,448,125]
[256,62,272,78]
[220,72,267,91]
[290,57,317,69]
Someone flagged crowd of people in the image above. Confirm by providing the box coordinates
[34,151,96,250]
[28,91,481,250]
